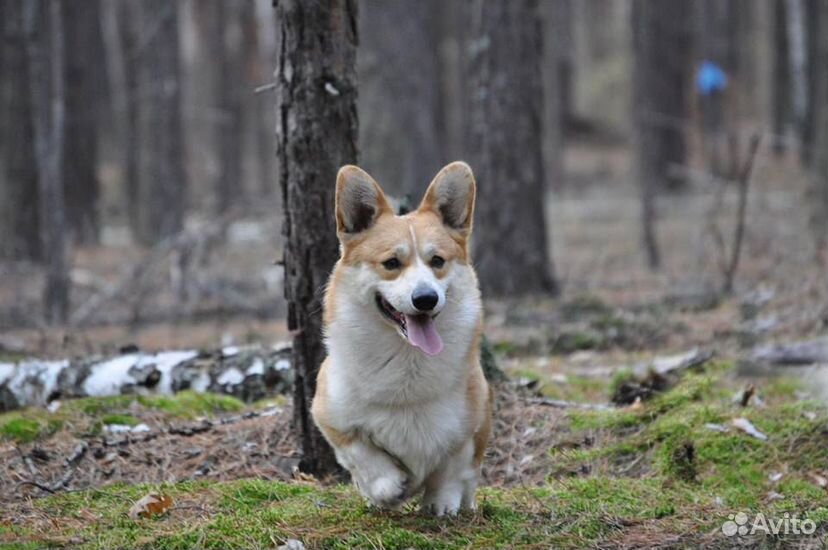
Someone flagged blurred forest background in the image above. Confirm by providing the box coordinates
[1,0,827,352]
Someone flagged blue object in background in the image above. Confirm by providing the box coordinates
[696,60,728,96]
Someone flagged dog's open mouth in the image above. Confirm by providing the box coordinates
[375,293,444,356]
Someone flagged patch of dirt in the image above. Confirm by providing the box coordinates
[1,382,571,505]
[1,407,299,505]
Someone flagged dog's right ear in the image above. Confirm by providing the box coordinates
[335,165,392,237]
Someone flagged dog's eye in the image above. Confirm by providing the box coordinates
[382,258,401,270]
[430,255,445,269]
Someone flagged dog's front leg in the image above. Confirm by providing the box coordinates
[333,439,409,508]
[421,439,477,516]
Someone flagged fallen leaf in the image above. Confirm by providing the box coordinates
[128,493,174,519]
[731,418,768,441]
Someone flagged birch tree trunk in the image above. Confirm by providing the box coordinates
[275,0,358,475]
[468,0,559,297]
[0,0,41,261]
[25,0,69,324]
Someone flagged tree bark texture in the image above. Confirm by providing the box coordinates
[25,0,69,323]
[0,0,41,261]
[772,0,791,153]
[62,0,102,245]
[215,0,245,214]
[802,0,819,166]
[541,0,569,190]
[275,0,358,475]
[358,0,444,200]
[632,0,694,269]
[467,0,559,297]
[811,1,828,257]
[132,1,185,245]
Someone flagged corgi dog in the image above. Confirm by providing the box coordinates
[311,161,491,516]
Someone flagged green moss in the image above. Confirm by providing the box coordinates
[101,414,138,426]
[0,392,247,445]
[134,391,244,418]
[553,367,828,518]
[0,414,62,443]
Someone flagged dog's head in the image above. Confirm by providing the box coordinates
[333,162,476,356]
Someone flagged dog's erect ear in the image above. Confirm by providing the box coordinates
[335,165,392,236]
[419,161,476,236]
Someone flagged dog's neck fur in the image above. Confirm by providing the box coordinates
[325,263,482,408]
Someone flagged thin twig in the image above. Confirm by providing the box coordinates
[723,134,762,293]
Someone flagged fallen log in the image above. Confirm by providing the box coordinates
[0,344,293,412]
[750,338,828,366]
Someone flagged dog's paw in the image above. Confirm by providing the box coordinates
[366,471,408,508]
[422,499,461,517]
[421,484,463,516]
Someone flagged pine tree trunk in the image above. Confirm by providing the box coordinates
[541,0,569,190]
[772,0,791,153]
[802,0,819,166]
[62,0,102,245]
[25,0,69,324]
[275,0,358,476]
[215,0,244,214]
[359,0,444,199]
[0,0,41,261]
[132,1,185,245]
[632,0,694,269]
[468,0,559,297]
[811,1,828,258]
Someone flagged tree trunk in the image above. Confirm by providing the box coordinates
[115,0,141,238]
[25,0,69,324]
[632,0,694,269]
[786,0,808,141]
[275,0,358,476]
[215,0,244,214]
[62,0,102,245]
[772,0,791,153]
[541,0,569,190]
[467,0,559,297]
[0,0,41,261]
[132,1,186,245]
[811,1,828,258]
[359,0,444,200]
[802,0,819,166]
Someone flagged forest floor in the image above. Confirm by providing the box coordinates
[2,141,828,548]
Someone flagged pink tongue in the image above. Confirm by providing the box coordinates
[404,314,444,356]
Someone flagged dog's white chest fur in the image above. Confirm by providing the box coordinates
[324,286,478,485]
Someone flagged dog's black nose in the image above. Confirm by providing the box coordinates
[412,286,439,312]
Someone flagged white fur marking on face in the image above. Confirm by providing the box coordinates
[408,224,418,255]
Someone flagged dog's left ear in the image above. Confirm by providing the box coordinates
[418,161,476,237]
